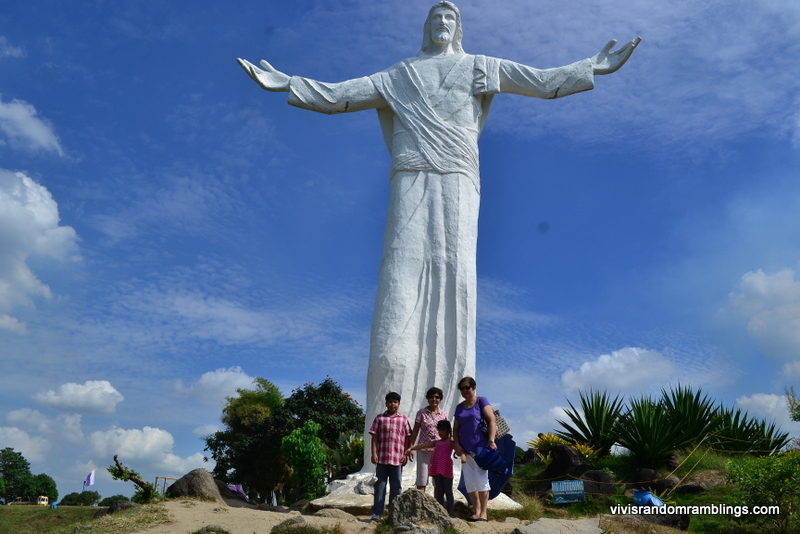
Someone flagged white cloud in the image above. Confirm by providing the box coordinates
[90,426,209,477]
[0,37,24,59]
[33,380,124,414]
[0,170,80,332]
[175,366,256,407]
[730,269,800,359]
[0,96,63,155]
[0,313,27,334]
[736,393,798,432]
[0,426,51,462]
[6,408,84,443]
[783,361,800,379]
[560,347,676,393]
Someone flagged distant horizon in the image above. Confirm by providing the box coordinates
[2,0,800,497]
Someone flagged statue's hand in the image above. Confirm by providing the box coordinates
[590,37,641,75]
[237,58,290,91]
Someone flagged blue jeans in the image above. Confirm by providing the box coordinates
[372,463,402,516]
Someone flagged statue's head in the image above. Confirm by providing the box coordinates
[420,1,463,54]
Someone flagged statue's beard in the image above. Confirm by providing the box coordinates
[433,30,451,44]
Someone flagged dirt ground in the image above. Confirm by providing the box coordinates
[129,498,685,534]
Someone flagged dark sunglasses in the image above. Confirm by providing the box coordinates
[427,395,442,399]
[458,386,473,391]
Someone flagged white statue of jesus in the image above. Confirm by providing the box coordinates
[238,1,639,468]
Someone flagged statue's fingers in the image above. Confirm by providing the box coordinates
[260,59,275,72]
[602,39,617,53]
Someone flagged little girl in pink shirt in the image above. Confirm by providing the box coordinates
[408,420,465,515]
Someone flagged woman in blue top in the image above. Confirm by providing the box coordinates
[452,376,496,522]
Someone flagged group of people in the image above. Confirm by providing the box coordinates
[368,376,497,522]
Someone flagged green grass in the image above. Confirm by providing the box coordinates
[487,492,543,521]
[0,503,170,534]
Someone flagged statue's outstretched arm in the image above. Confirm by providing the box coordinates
[590,37,641,75]
[237,58,290,91]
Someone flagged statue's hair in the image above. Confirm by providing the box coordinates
[420,1,464,54]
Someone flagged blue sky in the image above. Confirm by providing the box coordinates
[2,0,800,498]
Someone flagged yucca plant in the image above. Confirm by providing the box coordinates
[555,389,624,457]
[660,384,717,449]
[711,407,790,456]
[615,395,687,468]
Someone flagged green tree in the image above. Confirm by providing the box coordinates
[98,494,130,506]
[0,448,33,500]
[107,455,157,503]
[30,473,58,502]
[281,378,365,450]
[203,377,289,501]
[281,420,327,501]
[60,491,101,506]
[786,386,800,422]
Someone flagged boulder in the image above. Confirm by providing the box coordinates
[541,445,593,481]
[580,470,616,497]
[93,500,138,519]
[632,468,678,493]
[314,508,358,521]
[388,489,452,533]
[167,468,224,503]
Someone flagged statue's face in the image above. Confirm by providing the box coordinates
[429,7,457,45]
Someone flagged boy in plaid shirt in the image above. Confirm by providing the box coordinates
[369,391,412,520]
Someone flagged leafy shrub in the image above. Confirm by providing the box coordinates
[527,432,567,456]
[98,494,130,506]
[281,419,327,501]
[572,442,601,462]
[661,384,717,448]
[710,407,790,456]
[555,390,625,457]
[60,491,101,506]
[728,452,800,534]
[325,431,363,480]
[615,395,687,467]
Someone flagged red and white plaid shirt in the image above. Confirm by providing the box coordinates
[369,411,412,466]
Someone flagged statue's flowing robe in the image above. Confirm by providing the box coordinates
[286,54,594,469]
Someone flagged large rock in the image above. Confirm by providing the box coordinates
[632,468,678,493]
[310,471,522,515]
[542,445,593,481]
[579,470,616,497]
[388,489,452,533]
[511,517,602,534]
[167,468,224,503]
[93,500,138,519]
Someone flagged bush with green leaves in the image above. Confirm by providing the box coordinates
[98,494,131,506]
[555,390,624,457]
[614,395,688,467]
[728,452,800,534]
[325,431,364,479]
[281,419,327,501]
[710,406,790,455]
[60,490,101,506]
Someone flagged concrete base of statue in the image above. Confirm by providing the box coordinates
[309,466,522,515]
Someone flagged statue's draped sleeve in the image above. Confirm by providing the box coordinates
[287,76,385,114]
[496,57,595,99]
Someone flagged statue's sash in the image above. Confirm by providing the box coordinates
[370,55,481,181]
